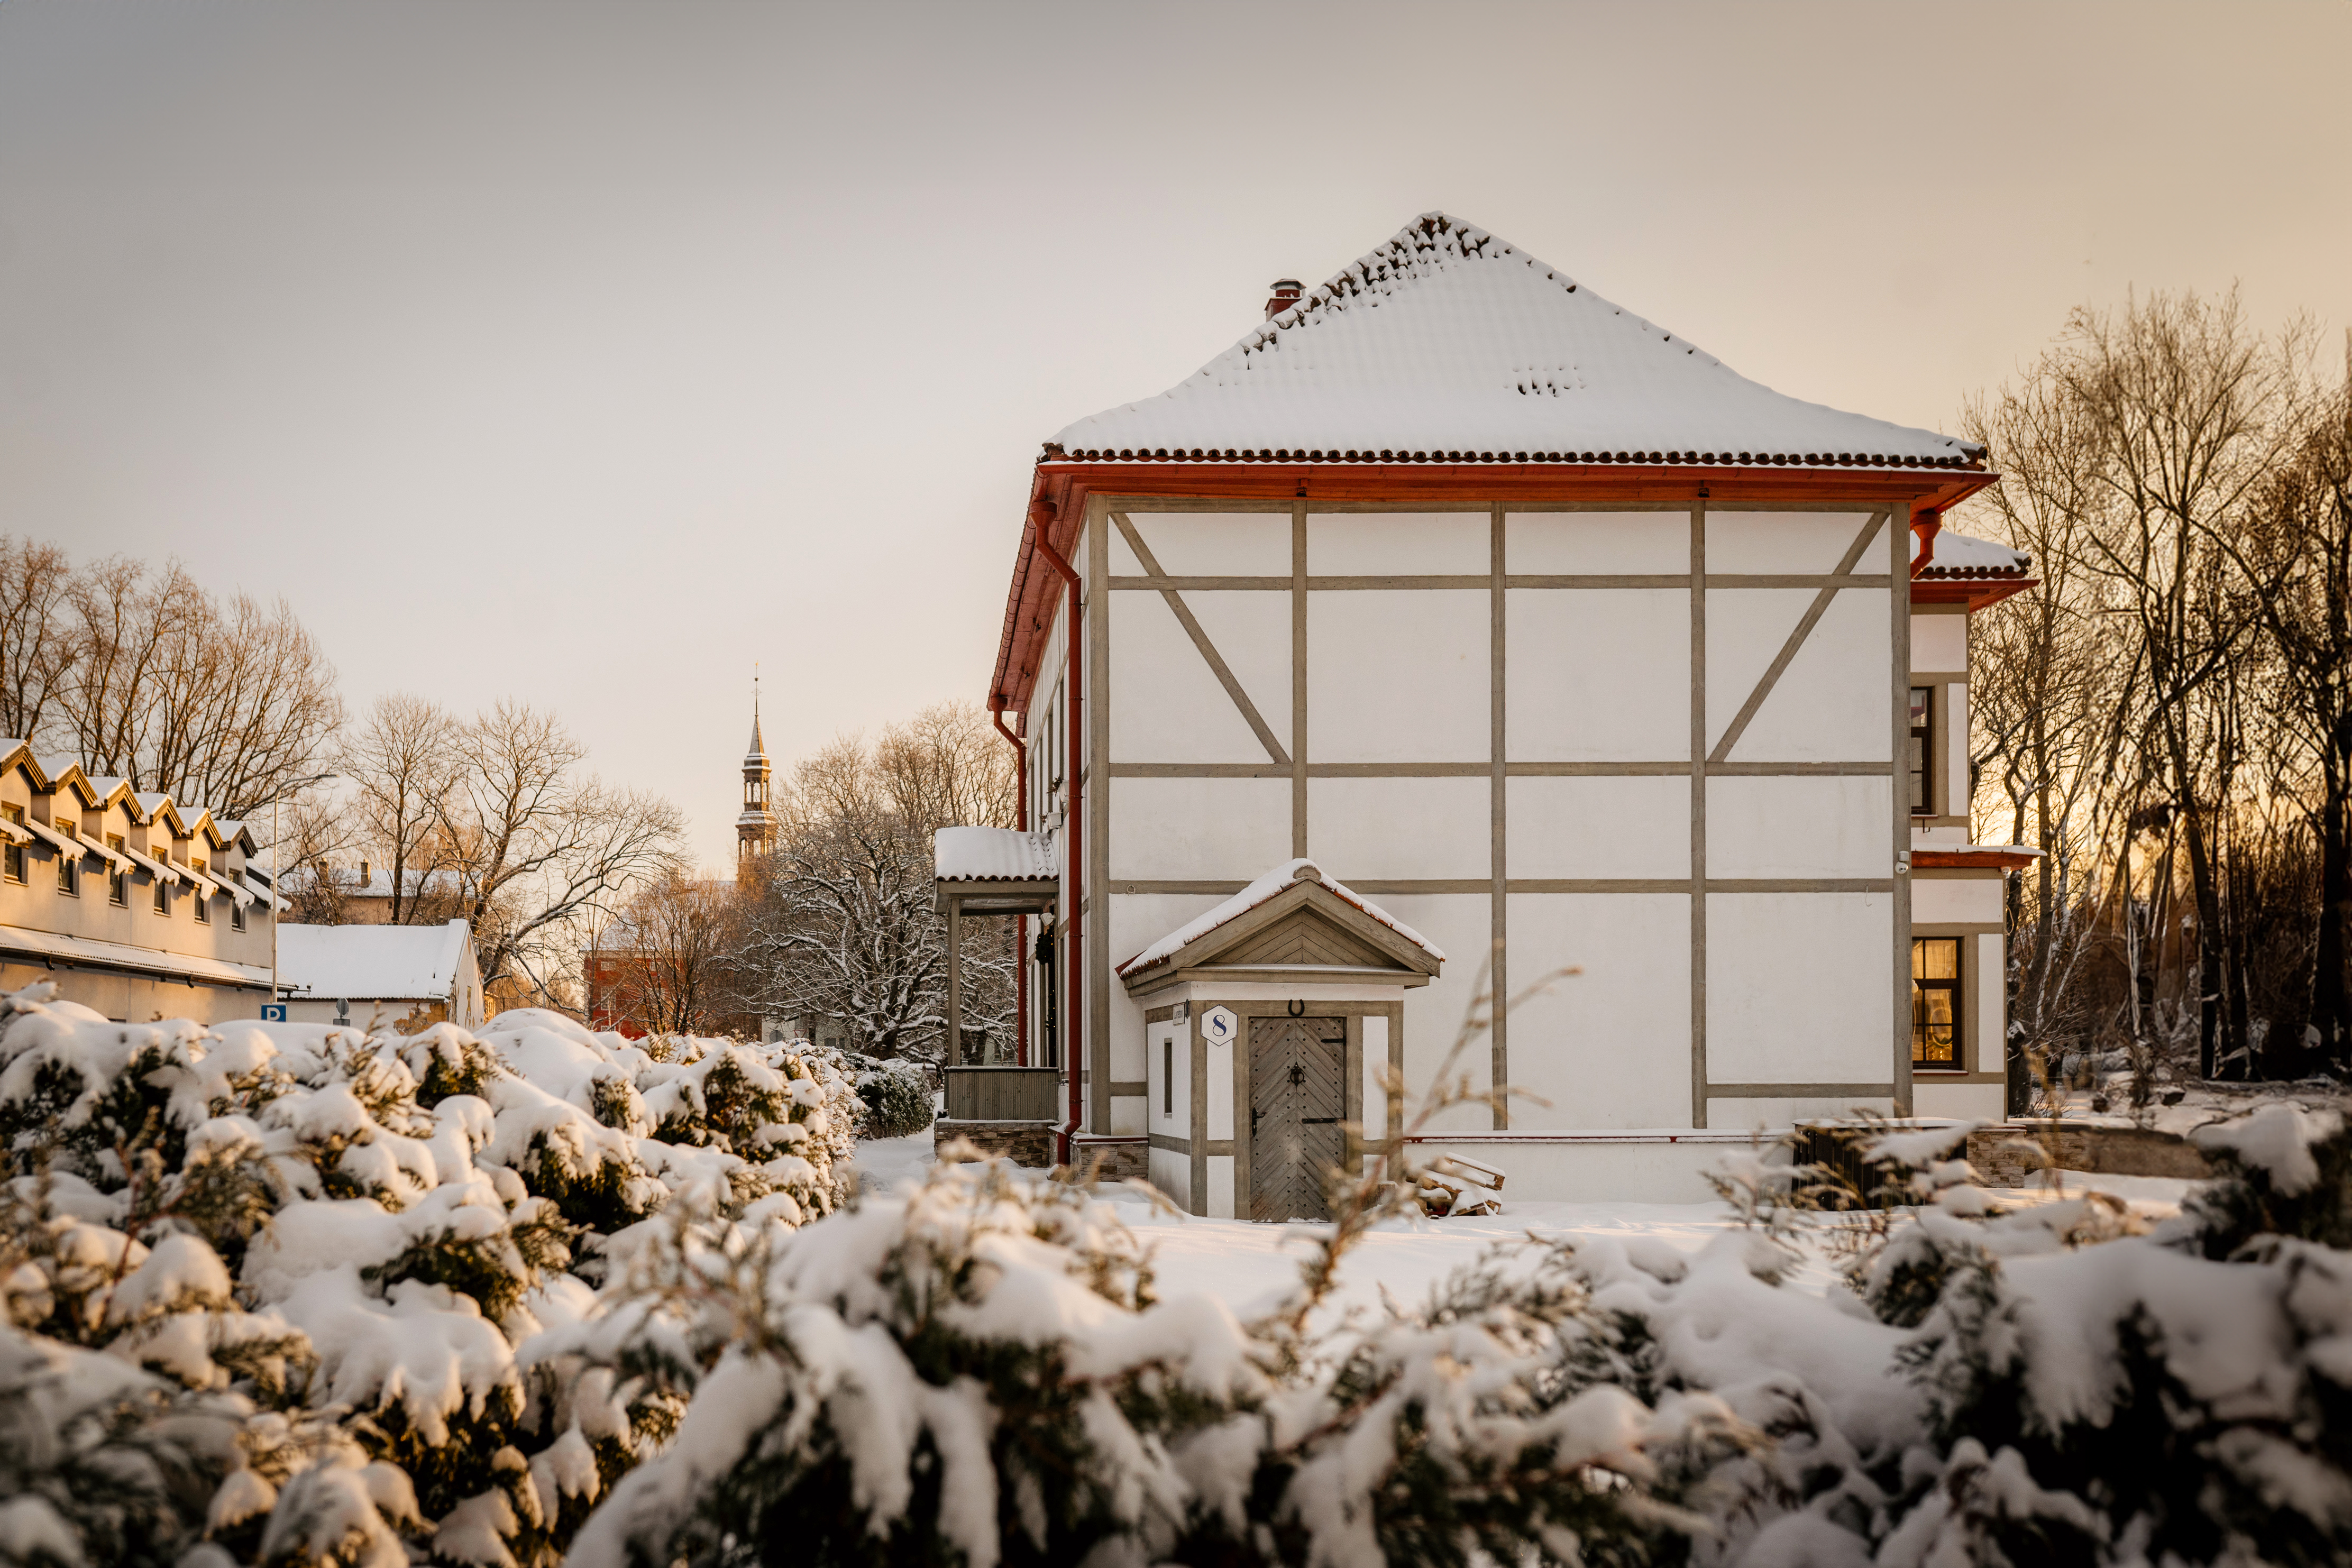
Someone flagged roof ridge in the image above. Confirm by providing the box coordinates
[1043,210,1988,471]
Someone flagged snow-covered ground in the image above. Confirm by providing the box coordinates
[847,1126,2194,1318]
[850,1127,945,1196]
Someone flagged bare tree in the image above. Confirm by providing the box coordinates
[342,694,463,925]
[2241,365,2352,1069]
[0,538,75,744]
[434,702,687,1008]
[595,874,748,1037]
[0,543,345,815]
[739,703,1017,1062]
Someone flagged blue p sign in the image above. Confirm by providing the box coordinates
[261,1004,287,1022]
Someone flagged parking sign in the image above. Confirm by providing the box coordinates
[261,1003,287,1022]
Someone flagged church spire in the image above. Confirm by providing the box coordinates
[737,667,779,874]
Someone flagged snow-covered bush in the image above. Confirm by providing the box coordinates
[842,1051,932,1139]
[568,1157,1732,1568]
[0,985,858,1568]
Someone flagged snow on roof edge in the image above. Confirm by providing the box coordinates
[1118,858,1444,977]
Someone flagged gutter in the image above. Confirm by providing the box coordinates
[1028,495,1084,1165]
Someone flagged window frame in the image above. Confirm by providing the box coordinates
[1911,936,1964,1071]
[1908,686,1934,817]
[1,804,23,884]
[107,836,129,906]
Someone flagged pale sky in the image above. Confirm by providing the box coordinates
[3,1,2346,869]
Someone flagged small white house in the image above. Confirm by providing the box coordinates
[275,918,487,1032]
[968,212,2036,1215]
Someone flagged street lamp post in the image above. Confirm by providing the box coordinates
[267,774,337,1019]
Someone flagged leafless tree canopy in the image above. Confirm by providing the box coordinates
[0,543,343,818]
[592,873,750,1038]
[737,701,1016,1062]
[1961,291,2348,1093]
[329,694,687,1010]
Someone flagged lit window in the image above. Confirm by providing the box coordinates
[1911,937,1962,1069]
[1908,687,1933,815]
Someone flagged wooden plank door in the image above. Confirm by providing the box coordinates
[1248,1015,1346,1222]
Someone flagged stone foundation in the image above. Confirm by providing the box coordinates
[1066,1136,1147,1185]
[1967,1121,2213,1187]
[934,1118,1058,1169]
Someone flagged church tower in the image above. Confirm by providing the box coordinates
[737,674,779,876]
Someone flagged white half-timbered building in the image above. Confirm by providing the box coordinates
[964,213,2035,1215]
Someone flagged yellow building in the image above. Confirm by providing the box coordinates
[0,741,272,1022]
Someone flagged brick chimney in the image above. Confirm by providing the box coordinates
[1264,279,1303,319]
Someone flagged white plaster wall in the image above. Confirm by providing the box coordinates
[1109,594,1271,763]
[1308,777,1489,881]
[1912,876,2003,924]
[1706,1095,1897,1130]
[1110,1097,1145,1135]
[1308,591,1489,763]
[1507,776,1689,879]
[1123,512,1292,577]
[1185,591,1292,751]
[1506,589,1689,761]
[1703,589,1815,752]
[1403,1136,1738,1202]
[1910,612,1967,673]
[1362,1013,1390,1139]
[1207,1154,1235,1218]
[1506,511,1689,574]
[1722,589,1895,762]
[1108,778,1291,881]
[1309,510,1488,574]
[1371,894,1494,1133]
[1111,893,1225,976]
[1707,511,1882,575]
[1706,776,1893,879]
[1978,932,2006,1070]
[1149,1020,1187,1136]
[1915,1082,2004,1122]
[1504,893,1691,1129]
[1946,682,1970,817]
[1706,892,1894,1083]
[1147,1147,1189,1206]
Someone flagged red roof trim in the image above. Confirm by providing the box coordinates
[1914,847,2040,870]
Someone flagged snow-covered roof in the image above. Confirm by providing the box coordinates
[1118,858,1444,978]
[1919,529,2031,578]
[276,919,473,1001]
[1048,213,1984,471]
[933,827,1058,883]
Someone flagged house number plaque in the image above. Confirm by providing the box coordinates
[1202,1006,1238,1046]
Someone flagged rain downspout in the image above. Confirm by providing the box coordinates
[1029,498,1084,1164]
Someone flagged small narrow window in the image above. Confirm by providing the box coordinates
[1163,1036,1173,1115]
[231,899,246,931]
[194,887,210,923]
[2,804,23,883]
[153,878,170,915]
[1908,687,1933,815]
[108,836,129,905]
[1911,937,1962,1069]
